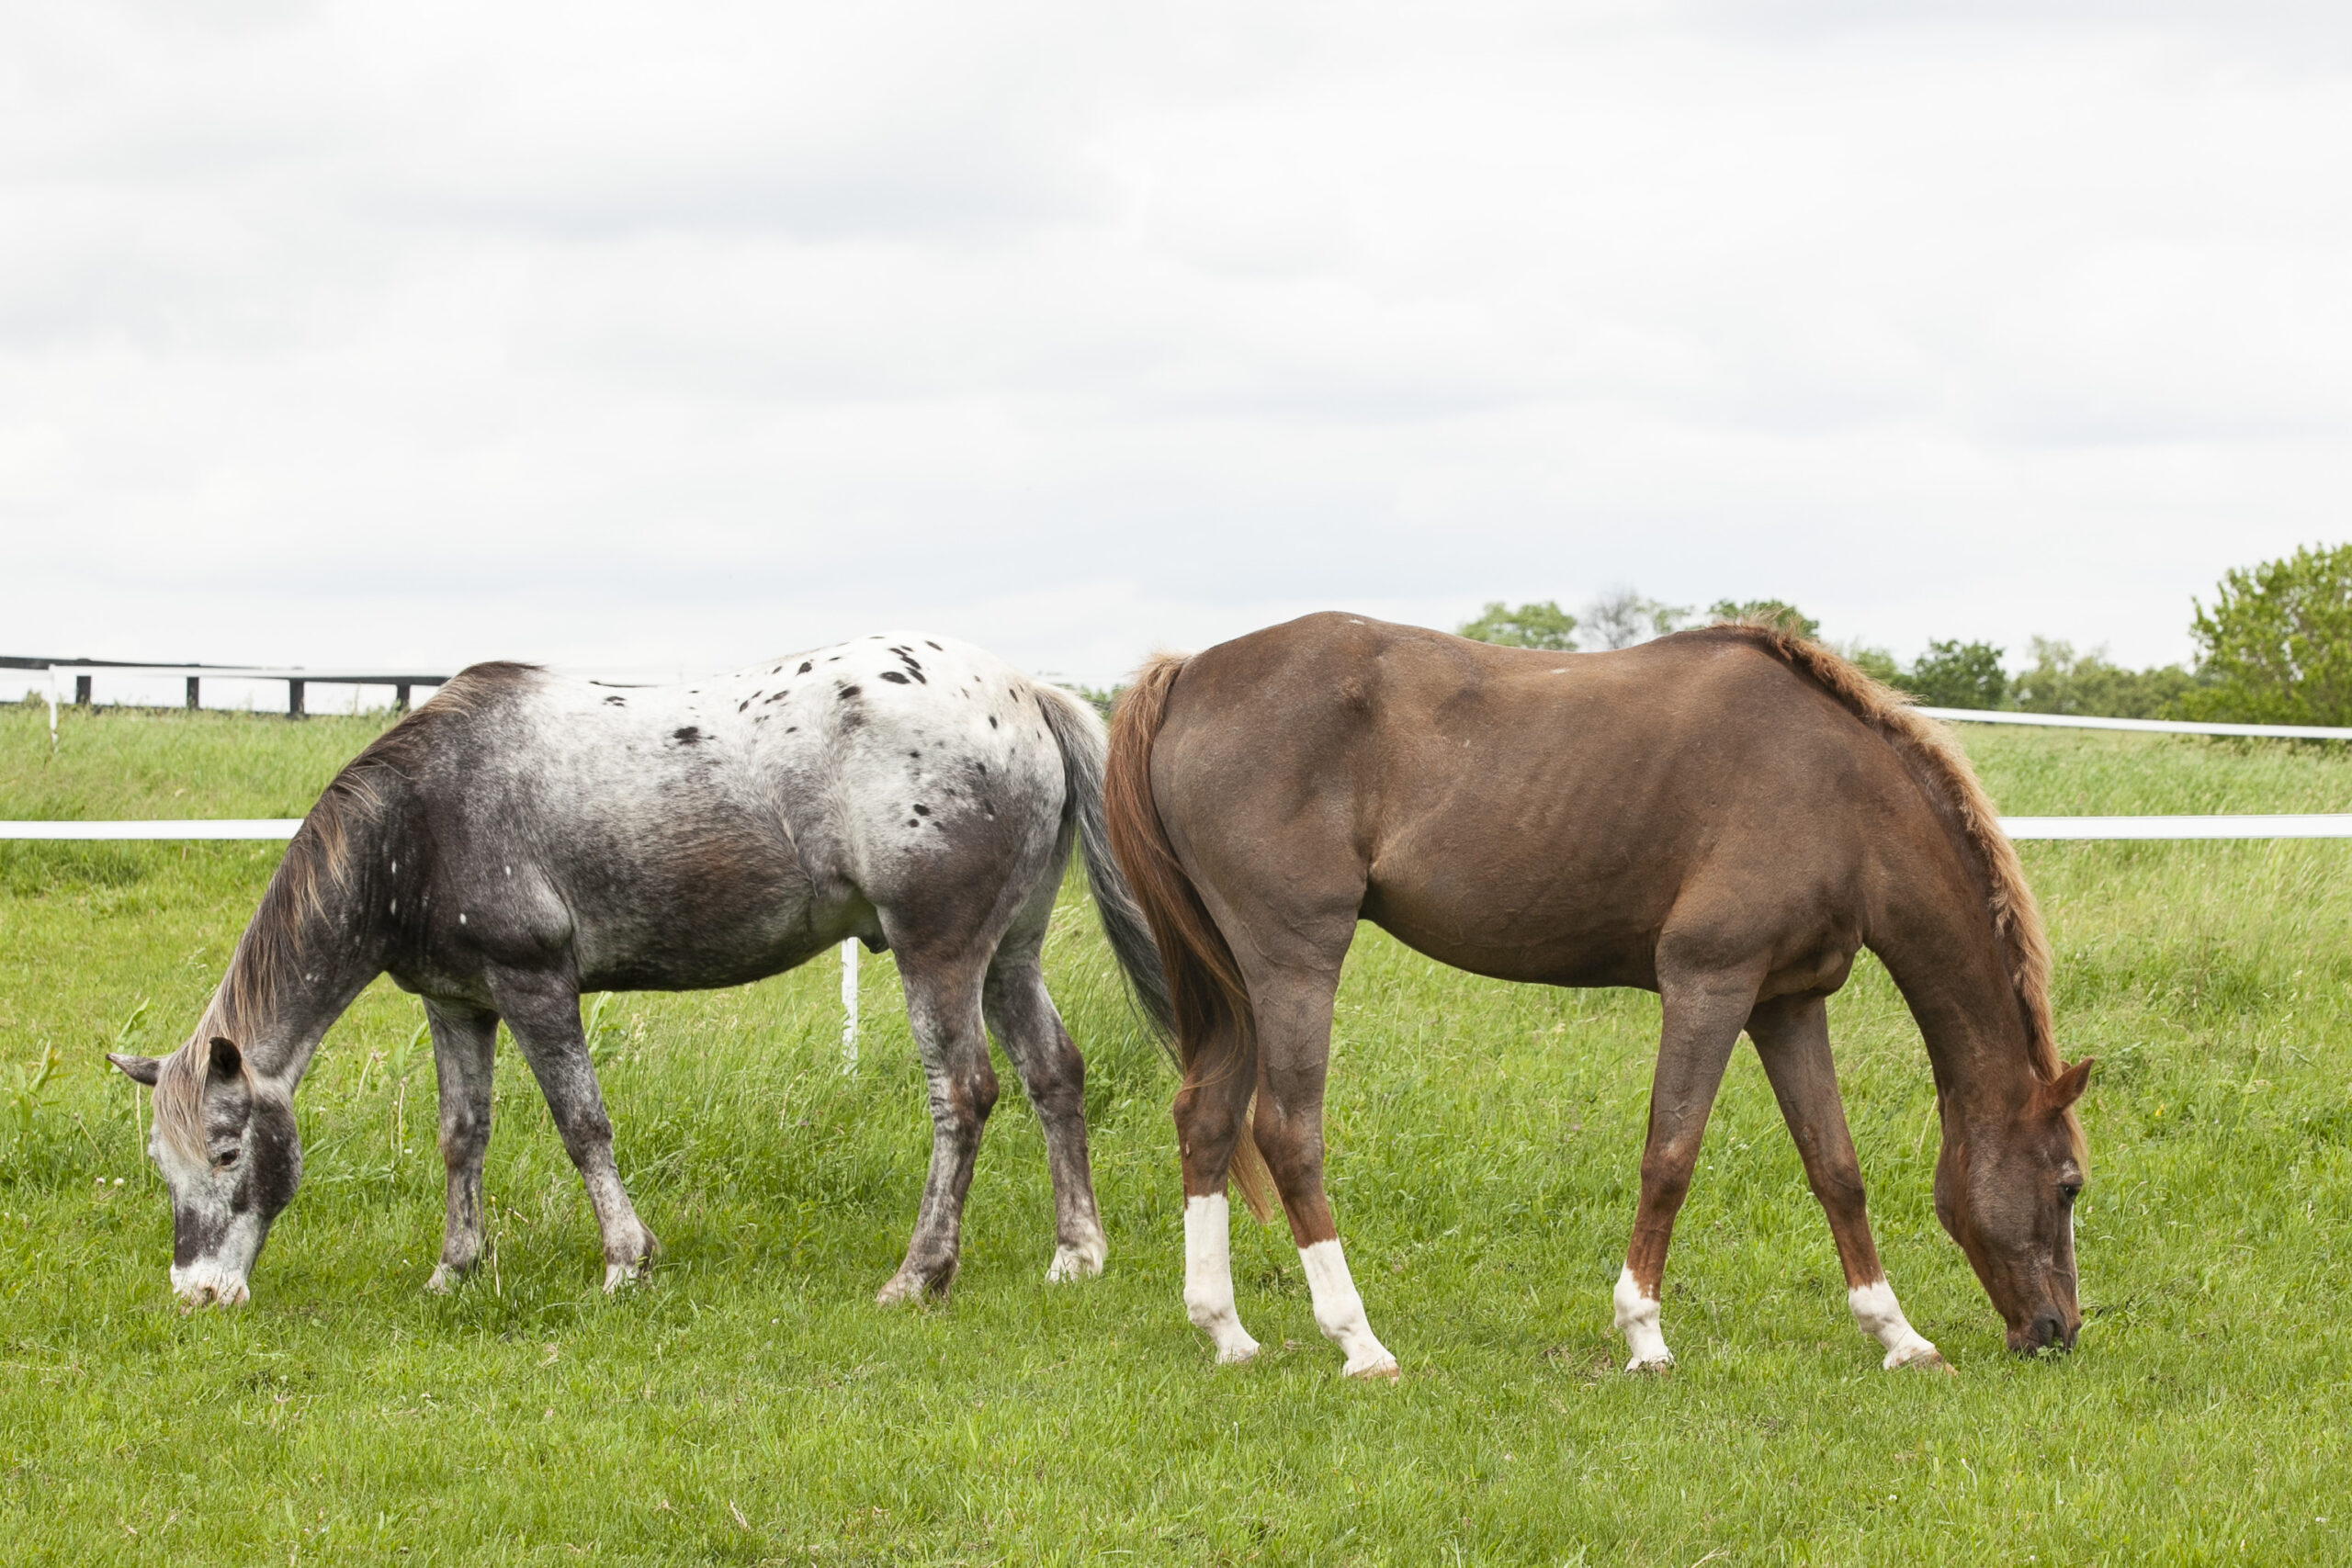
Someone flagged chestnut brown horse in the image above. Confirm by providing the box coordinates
[1104,613,2090,1378]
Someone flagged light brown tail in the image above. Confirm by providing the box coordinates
[1102,653,1275,1224]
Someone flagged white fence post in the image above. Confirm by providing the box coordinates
[841,939,860,1071]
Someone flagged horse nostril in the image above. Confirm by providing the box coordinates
[2031,1311,2068,1351]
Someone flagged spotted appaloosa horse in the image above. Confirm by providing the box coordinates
[108,634,1167,1309]
[1103,613,2091,1379]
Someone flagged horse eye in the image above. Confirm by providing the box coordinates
[215,1149,241,1168]
[2058,1180,2082,1205]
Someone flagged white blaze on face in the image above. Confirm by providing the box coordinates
[1298,1238,1397,1380]
[1182,1193,1260,1364]
[1613,1266,1673,1371]
[1849,1278,1942,1370]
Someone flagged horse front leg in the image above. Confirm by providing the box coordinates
[1747,993,1945,1371]
[491,974,659,1291]
[877,952,996,1305]
[1616,964,1758,1371]
[424,999,499,1292]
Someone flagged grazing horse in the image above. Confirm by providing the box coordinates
[108,634,1166,1309]
[1103,613,2091,1378]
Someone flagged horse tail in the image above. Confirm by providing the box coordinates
[1101,654,1276,1224]
[1034,680,1173,1033]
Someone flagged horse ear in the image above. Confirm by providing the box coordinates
[2047,1057,2094,1111]
[107,1052,164,1087]
[207,1037,243,1082]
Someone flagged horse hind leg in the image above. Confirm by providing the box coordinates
[1171,1024,1262,1364]
[491,972,659,1291]
[1747,994,1945,1371]
[982,931,1107,1284]
[876,946,997,1305]
[1250,962,1397,1381]
[1616,961,1760,1371]
[424,999,498,1292]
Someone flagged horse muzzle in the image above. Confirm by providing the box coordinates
[170,1261,252,1309]
[2007,1309,2078,1355]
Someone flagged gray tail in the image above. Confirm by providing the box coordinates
[1035,682,1175,1033]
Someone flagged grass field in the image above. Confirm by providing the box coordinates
[4,699,2350,1563]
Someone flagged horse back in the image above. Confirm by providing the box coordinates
[1155,613,1951,990]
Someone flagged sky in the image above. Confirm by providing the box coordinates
[5,0,2350,691]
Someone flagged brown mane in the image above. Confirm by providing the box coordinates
[1701,620,2060,1084]
[152,665,539,1164]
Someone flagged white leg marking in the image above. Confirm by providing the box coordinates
[1299,1238,1398,1380]
[1613,1266,1673,1371]
[1182,1194,1261,1364]
[1849,1278,1943,1370]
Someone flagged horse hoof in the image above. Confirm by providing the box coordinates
[603,1260,648,1292]
[424,1265,464,1295]
[1344,1354,1401,1382]
[1212,1337,1261,1367]
[876,1268,954,1307]
[1885,1343,1952,1374]
[1624,1352,1676,1374]
[1045,1240,1106,1283]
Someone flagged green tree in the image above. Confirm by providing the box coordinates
[1582,589,1688,649]
[2182,544,2352,725]
[1708,599,1820,639]
[1837,643,1905,685]
[1458,600,1579,651]
[1900,640,2007,709]
[2010,637,2197,720]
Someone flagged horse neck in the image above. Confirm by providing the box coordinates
[1871,864,2043,1128]
[198,842,386,1091]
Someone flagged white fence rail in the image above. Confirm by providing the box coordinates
[1917,706,2352,740]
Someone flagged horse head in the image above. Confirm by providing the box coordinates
[1936,1056,2093,1354]
[108,1036,301,1307]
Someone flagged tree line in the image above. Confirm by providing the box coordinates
[1458,543,2352,726]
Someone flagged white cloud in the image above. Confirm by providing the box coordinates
[1,0,2347,688]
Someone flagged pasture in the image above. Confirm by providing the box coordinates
[3,699,2349,1563]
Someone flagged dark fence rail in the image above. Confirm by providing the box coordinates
[7,659,456,724]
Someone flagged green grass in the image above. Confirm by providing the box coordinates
[3,700,2350,1563]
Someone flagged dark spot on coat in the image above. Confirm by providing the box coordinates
[879,671,910,684]
[989,716,998,728]
[605,695,626,706]
[907,818,920,828]
[913,804,932,816]
[673,727,702,743]
[926,640,941,650]
[765,690,789,703]
[785,726,797,733]
[909,749,921,758]
[797,661,812,674]
[839,685,861,701]
[738,700,750,712]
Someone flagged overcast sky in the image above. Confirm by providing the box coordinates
[5,1,2349,687]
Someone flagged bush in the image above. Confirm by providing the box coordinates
[1457,601,1579,651]
[1899,639,2008,709]
[2183,543,2352,726]
[2011,638,2198,719]
[1708,599,1819,639]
